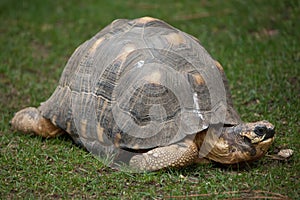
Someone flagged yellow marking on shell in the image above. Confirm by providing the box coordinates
[96,123,104,143]
[132,144,140,150]
[114,133,122,147]
[136,16,157,23]
[99,100,107,119]
[145,71,161,84]
[164,32,185,46]
[215,60,224,71]
[80,119,88,139]
[51,115,57,126]
[89,37,105,53]
[123,43,136,54]
[193,73,205,85]
[66,121,71,133]
[112,43,136,69]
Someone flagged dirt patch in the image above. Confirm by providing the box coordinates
[30,40,50,60]
[288,76,299,89]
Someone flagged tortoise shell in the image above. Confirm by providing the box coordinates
[39,17,241,164]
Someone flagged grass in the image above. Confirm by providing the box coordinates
[0,0,299,199]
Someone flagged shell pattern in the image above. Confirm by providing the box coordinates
[39,17,241,167]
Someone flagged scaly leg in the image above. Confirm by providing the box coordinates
[10,107,63,138]
[129,139,198,171]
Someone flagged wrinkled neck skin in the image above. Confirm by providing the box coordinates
[195,122,275,164]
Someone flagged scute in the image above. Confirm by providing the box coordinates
[38,17,241,168]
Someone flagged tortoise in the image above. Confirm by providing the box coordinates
[11,17,275,171]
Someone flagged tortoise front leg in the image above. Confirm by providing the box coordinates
[129,139,198,171]
[10,107,63,138]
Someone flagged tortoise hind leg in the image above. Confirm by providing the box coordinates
[10,107,63,138]
[129,139,198,171]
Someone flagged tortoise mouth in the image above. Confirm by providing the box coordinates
[242,134,274,145]
[241,131,274,144]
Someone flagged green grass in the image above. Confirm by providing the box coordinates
[1,0,299,199]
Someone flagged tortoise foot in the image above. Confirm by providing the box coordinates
[11,107,62,138]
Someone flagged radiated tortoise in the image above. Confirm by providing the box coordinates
[11,17,275,172]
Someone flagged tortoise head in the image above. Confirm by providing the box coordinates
[238,120,275,144]
[199,120,275,164]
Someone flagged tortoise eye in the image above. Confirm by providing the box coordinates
[254,126,266,136]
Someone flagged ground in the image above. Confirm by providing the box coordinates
[0,0,299,199]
